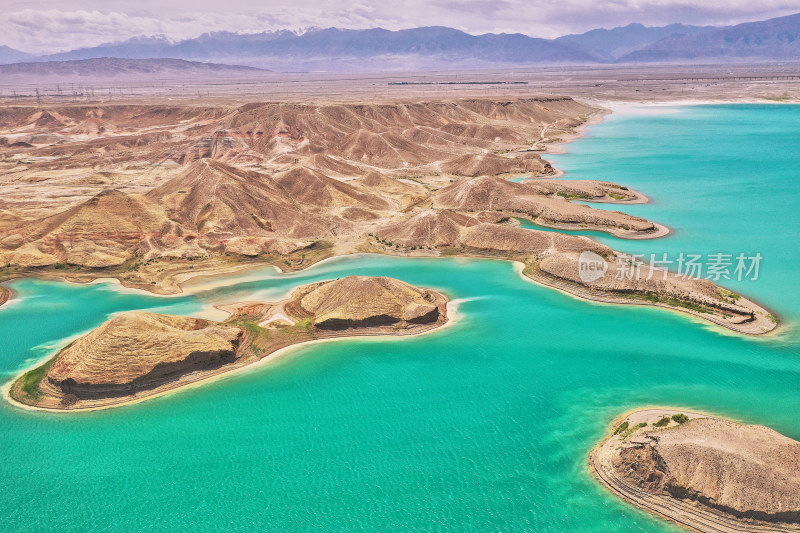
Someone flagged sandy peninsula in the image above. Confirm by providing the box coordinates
[590,408,800,532]
[8,275,449,411]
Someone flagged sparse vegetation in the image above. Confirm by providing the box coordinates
[672,413,689,424]
[624,292,715,314]
[719,288,741,303]
[654,416,671,427]
[16,359,54,401]
[619,422,648,440]
[557,192,591,200]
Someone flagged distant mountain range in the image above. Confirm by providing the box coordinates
[25,27,600,71]
[1,11,798,73]
[554,23,717,61]
[619,12,800,62]
[0,45,34,64]
[0,58,267,80]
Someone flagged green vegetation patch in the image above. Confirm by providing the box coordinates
[227,317,317,358]
[15,359,54,401]
[654,416,671,427]
[619,422,648,440]
[557,192,591,200]
[623,292,714,314]
[671,413,689,424]
[719,288,741,303]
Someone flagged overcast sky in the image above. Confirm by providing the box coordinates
[3,0,800,53]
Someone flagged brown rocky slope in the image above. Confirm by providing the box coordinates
[0,97,777,334]
[591,409,800,532]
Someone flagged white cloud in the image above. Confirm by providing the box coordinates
[1,1,799,53]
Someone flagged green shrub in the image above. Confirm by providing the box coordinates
[671,413,689,424]
[614,421,629,435]
[654,416,671,427]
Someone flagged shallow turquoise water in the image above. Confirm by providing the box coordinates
[1,105,799,532]
[514,217,617,238]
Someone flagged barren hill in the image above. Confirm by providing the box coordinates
[293,276,442,329]
[0,189,168,267]
[273,167,392,211]
[147,159,334,239]
[433,176,655,234]
[47,311,242,398]
[0,96,778,334]
[592,409,800,531]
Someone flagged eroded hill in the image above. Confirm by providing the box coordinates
[591,409,800,532]
[10,275,449,410]
[0,97,777,334]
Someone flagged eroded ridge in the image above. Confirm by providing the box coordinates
[0,97,776,333]
[591,409,800,532]
[9,275,449,411]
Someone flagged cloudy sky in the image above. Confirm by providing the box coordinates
[3,0,800,53]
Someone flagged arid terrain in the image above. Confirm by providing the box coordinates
[0,93,778,334]
[2,64,798,106]
[9,275,449,410]
[591,409,800,532]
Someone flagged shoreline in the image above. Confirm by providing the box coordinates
[3,291,462,414]
[541,106,611,159]
[0,100,781,339]
[0,245,780,339]
[596,98,800,108]
[515,261,779,337]
[0,260,284,302]
[587,407,721,533]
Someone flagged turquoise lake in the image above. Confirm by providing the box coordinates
[1,104,799,532]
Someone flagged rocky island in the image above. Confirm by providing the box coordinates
[590,409,800,532]
[8,275,449,411]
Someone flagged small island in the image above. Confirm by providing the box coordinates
[8,275,449,411]
[590,409,800,532]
